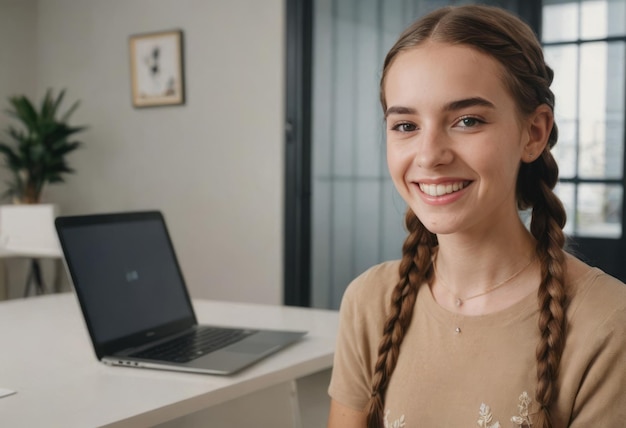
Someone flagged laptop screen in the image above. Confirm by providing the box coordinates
[57,213,194,345]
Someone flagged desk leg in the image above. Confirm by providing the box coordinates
[289,380,304,428]
[24,259,46,297]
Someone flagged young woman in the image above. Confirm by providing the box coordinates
[327,5,626,428]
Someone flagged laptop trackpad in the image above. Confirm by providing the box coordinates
[227,340,278,354]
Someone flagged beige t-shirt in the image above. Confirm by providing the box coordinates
[328,255,626,427]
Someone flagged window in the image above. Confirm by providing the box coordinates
[542,0,626,238]
[286,0,626,308]
[305,0,540,309]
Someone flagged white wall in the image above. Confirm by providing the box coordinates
[0,0,38,300]
[1,0,286,304]
[0,0,37,142]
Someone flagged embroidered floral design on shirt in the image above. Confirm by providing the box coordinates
[477,391,533,428]
[510,391,532,427]
[477,403,501,428]
[384,410,406,428]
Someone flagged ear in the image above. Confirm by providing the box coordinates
[522,104,553,163]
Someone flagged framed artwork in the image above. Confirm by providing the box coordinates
[129,30,185,107]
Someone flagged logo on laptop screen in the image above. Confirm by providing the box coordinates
[125,270,140,283]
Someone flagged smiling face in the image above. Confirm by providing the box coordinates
[384,42,531,237]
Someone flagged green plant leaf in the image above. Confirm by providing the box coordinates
[61,100,81,123]
[0,89,86,202]
[51,89,66,118]
[7,96,38,131]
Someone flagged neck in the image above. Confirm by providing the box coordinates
[432,222,538,312]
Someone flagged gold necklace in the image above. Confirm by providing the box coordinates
[433,254,535,307]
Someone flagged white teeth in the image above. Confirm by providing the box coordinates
[419,181,467,197]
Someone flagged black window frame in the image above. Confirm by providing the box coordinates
[284,0,313,306]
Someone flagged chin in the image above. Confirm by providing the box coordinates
[413,212,465,236]
[415,218,453,236]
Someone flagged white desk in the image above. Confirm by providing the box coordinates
[0,293,338,427]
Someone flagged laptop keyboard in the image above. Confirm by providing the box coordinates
[132,326,257,363]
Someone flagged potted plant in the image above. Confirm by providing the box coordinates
[0,89,86,204]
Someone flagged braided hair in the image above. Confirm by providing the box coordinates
[368,5,567,427]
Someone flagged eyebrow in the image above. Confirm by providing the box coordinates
[444,97,495,112]
[384,106,416,119]
[385,97,496,119]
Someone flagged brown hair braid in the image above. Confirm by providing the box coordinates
[372,5,568,427]
[366,210,436,428]
[524,151,567,427]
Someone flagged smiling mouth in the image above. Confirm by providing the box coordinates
[418,181,470,197]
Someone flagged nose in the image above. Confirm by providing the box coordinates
[414,127,453,169]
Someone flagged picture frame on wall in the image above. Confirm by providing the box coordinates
[129,30,185,108]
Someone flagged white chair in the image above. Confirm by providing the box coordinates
[0,204,62,297]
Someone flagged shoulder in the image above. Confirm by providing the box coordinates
[341,260,401,312]
[336,260,402,334]
[565,253,626,331]
[559,254,626,424]
[329,261,402,411]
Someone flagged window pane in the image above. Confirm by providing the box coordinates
[581,0,626,39]
[577,183,622,237]
[542,1,579,43]
[578,42,624,179]
[544,45,579,178]
[555,182,575,236]
[581,0,609,39]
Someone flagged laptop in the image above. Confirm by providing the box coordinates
[54,210,306,375]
